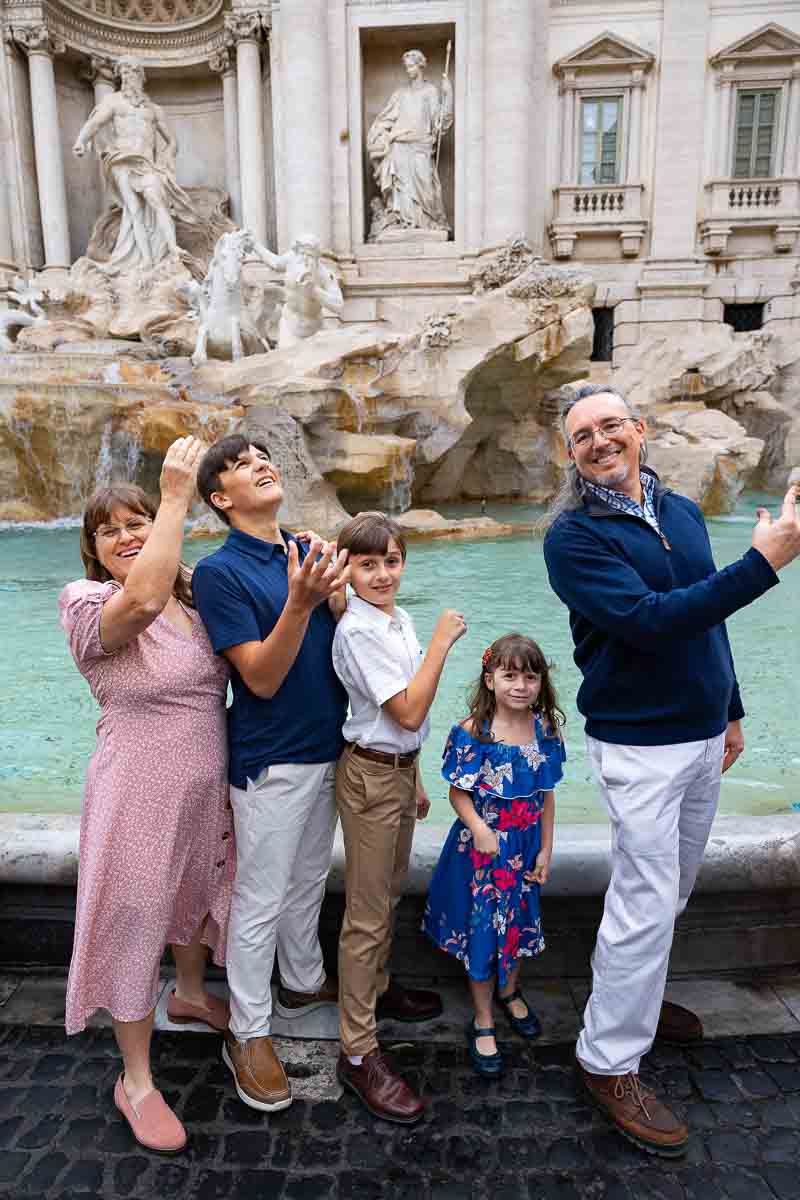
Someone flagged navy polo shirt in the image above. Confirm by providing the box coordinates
[192,528,347,788]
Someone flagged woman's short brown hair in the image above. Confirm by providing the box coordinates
[80,484,193,607]
[336,511,407,561]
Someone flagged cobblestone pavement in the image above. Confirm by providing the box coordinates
[1,1024,800,1200]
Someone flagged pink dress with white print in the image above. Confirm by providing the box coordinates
[59,578,234,1034]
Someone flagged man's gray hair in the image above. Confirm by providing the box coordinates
[539,383,646,531]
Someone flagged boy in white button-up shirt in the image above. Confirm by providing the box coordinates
[332,512,466,1124]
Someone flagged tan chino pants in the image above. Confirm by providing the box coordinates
[336,745,418,1056]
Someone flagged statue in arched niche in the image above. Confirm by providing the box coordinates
[73,56,220,274]
[366,48,453,242]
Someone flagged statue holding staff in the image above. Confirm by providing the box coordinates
[366,48,453,240]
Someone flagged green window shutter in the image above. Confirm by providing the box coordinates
[579,97,621,185]
[733,90,778,178]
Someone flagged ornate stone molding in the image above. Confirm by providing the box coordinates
[2,0,230,66]
[224,11,266,45]
[78,51,116,85]
[208,45,232,75]
[59,0,221,28]
[9,22,65,56]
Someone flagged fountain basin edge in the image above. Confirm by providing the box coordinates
[2,810,798,895]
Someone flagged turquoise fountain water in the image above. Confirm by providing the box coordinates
[0,494,797,822]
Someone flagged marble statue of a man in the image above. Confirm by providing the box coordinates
[366,48,453,240]
[247,233,343,349]
[72,57,205,273]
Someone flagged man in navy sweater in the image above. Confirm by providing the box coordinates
[543,383,800,1158]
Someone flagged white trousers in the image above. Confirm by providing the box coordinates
[227,761,338,1040]
[576,732,724,1077]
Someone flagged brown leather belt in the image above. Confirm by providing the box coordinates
[348,743,419,769]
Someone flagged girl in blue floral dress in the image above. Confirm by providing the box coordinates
[423,633,565,1076]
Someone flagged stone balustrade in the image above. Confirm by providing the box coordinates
[701,178,800,256]
[549,183,647,260]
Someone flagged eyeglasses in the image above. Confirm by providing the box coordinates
[95,517,152,543]
[569,416,638,450]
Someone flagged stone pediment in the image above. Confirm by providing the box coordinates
[554,31,655,76]
[711,23,800,66]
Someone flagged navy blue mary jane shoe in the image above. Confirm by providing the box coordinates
[496,988,542,1039]
[466,1021,504,1078]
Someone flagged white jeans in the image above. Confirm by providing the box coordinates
[576,732,724,1077]
[227,761,338,1040]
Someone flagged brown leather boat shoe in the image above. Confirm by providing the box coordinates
[222,1032,292,1112]
[275,974,339,1018]
[655,1000,704,1045]
[576,1060,689,1158]
[337,1048,425,1124]
[375,979,443,1024]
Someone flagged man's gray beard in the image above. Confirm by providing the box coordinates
[121,81,145,105]
[588,460,630,489]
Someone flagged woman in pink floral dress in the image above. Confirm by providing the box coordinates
[59,437,234,1154]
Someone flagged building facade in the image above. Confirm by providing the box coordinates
[1,0,799,363]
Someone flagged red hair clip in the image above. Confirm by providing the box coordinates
[481,646,493,670]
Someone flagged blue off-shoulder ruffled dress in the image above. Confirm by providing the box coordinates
[422,719,565,986]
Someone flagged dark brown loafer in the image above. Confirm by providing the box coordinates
[337,1049,425,1124]
[655,1001,703,1045]
[275,975,339,1018]
[375,979,443,1024]
[576,1060,688,1158]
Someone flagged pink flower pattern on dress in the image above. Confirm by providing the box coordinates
[59,579,234,1035]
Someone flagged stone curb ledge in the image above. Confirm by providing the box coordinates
[2,811,798,894]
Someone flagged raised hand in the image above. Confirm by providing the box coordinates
[432,608,467,650]
[159,436,206,506]
[286,537,351,613]
[751,485,800,572]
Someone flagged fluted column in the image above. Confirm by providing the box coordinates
[716,65,734,178]
[560,74,577,185]
[14,26,70,269]
[277,0,330,248]
[627,70,644,184]
[483,0,536,243]
[210,46,242,225]
[226,12,267,243]
[784,65,800,177]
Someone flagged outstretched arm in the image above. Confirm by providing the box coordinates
[73,97,114,155]
[247,236,290,273]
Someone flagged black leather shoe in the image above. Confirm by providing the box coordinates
[375,980,443,1024]
[466,1020,504,1078]
[496,987,542,1040]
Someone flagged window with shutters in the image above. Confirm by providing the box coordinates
[579,98,622,185]
[733,90,779,178]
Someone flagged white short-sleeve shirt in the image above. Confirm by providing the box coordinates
[332,593,430,754]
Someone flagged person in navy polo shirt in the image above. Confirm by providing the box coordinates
[543,383,800,1158]
[193,434,350,1114]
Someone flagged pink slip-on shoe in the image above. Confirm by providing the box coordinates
[113,1074,187,1154]
[166,989,230,1032]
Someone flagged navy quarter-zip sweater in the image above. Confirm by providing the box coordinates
[543,469,779,746]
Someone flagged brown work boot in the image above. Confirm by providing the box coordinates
[275,975,339,1018]
[337,1048,425,1125]
[656,1000,703,1045]
[576,1060,688,1158]
[222,1032,292,1113]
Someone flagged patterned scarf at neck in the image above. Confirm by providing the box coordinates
[582,471,662,536]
